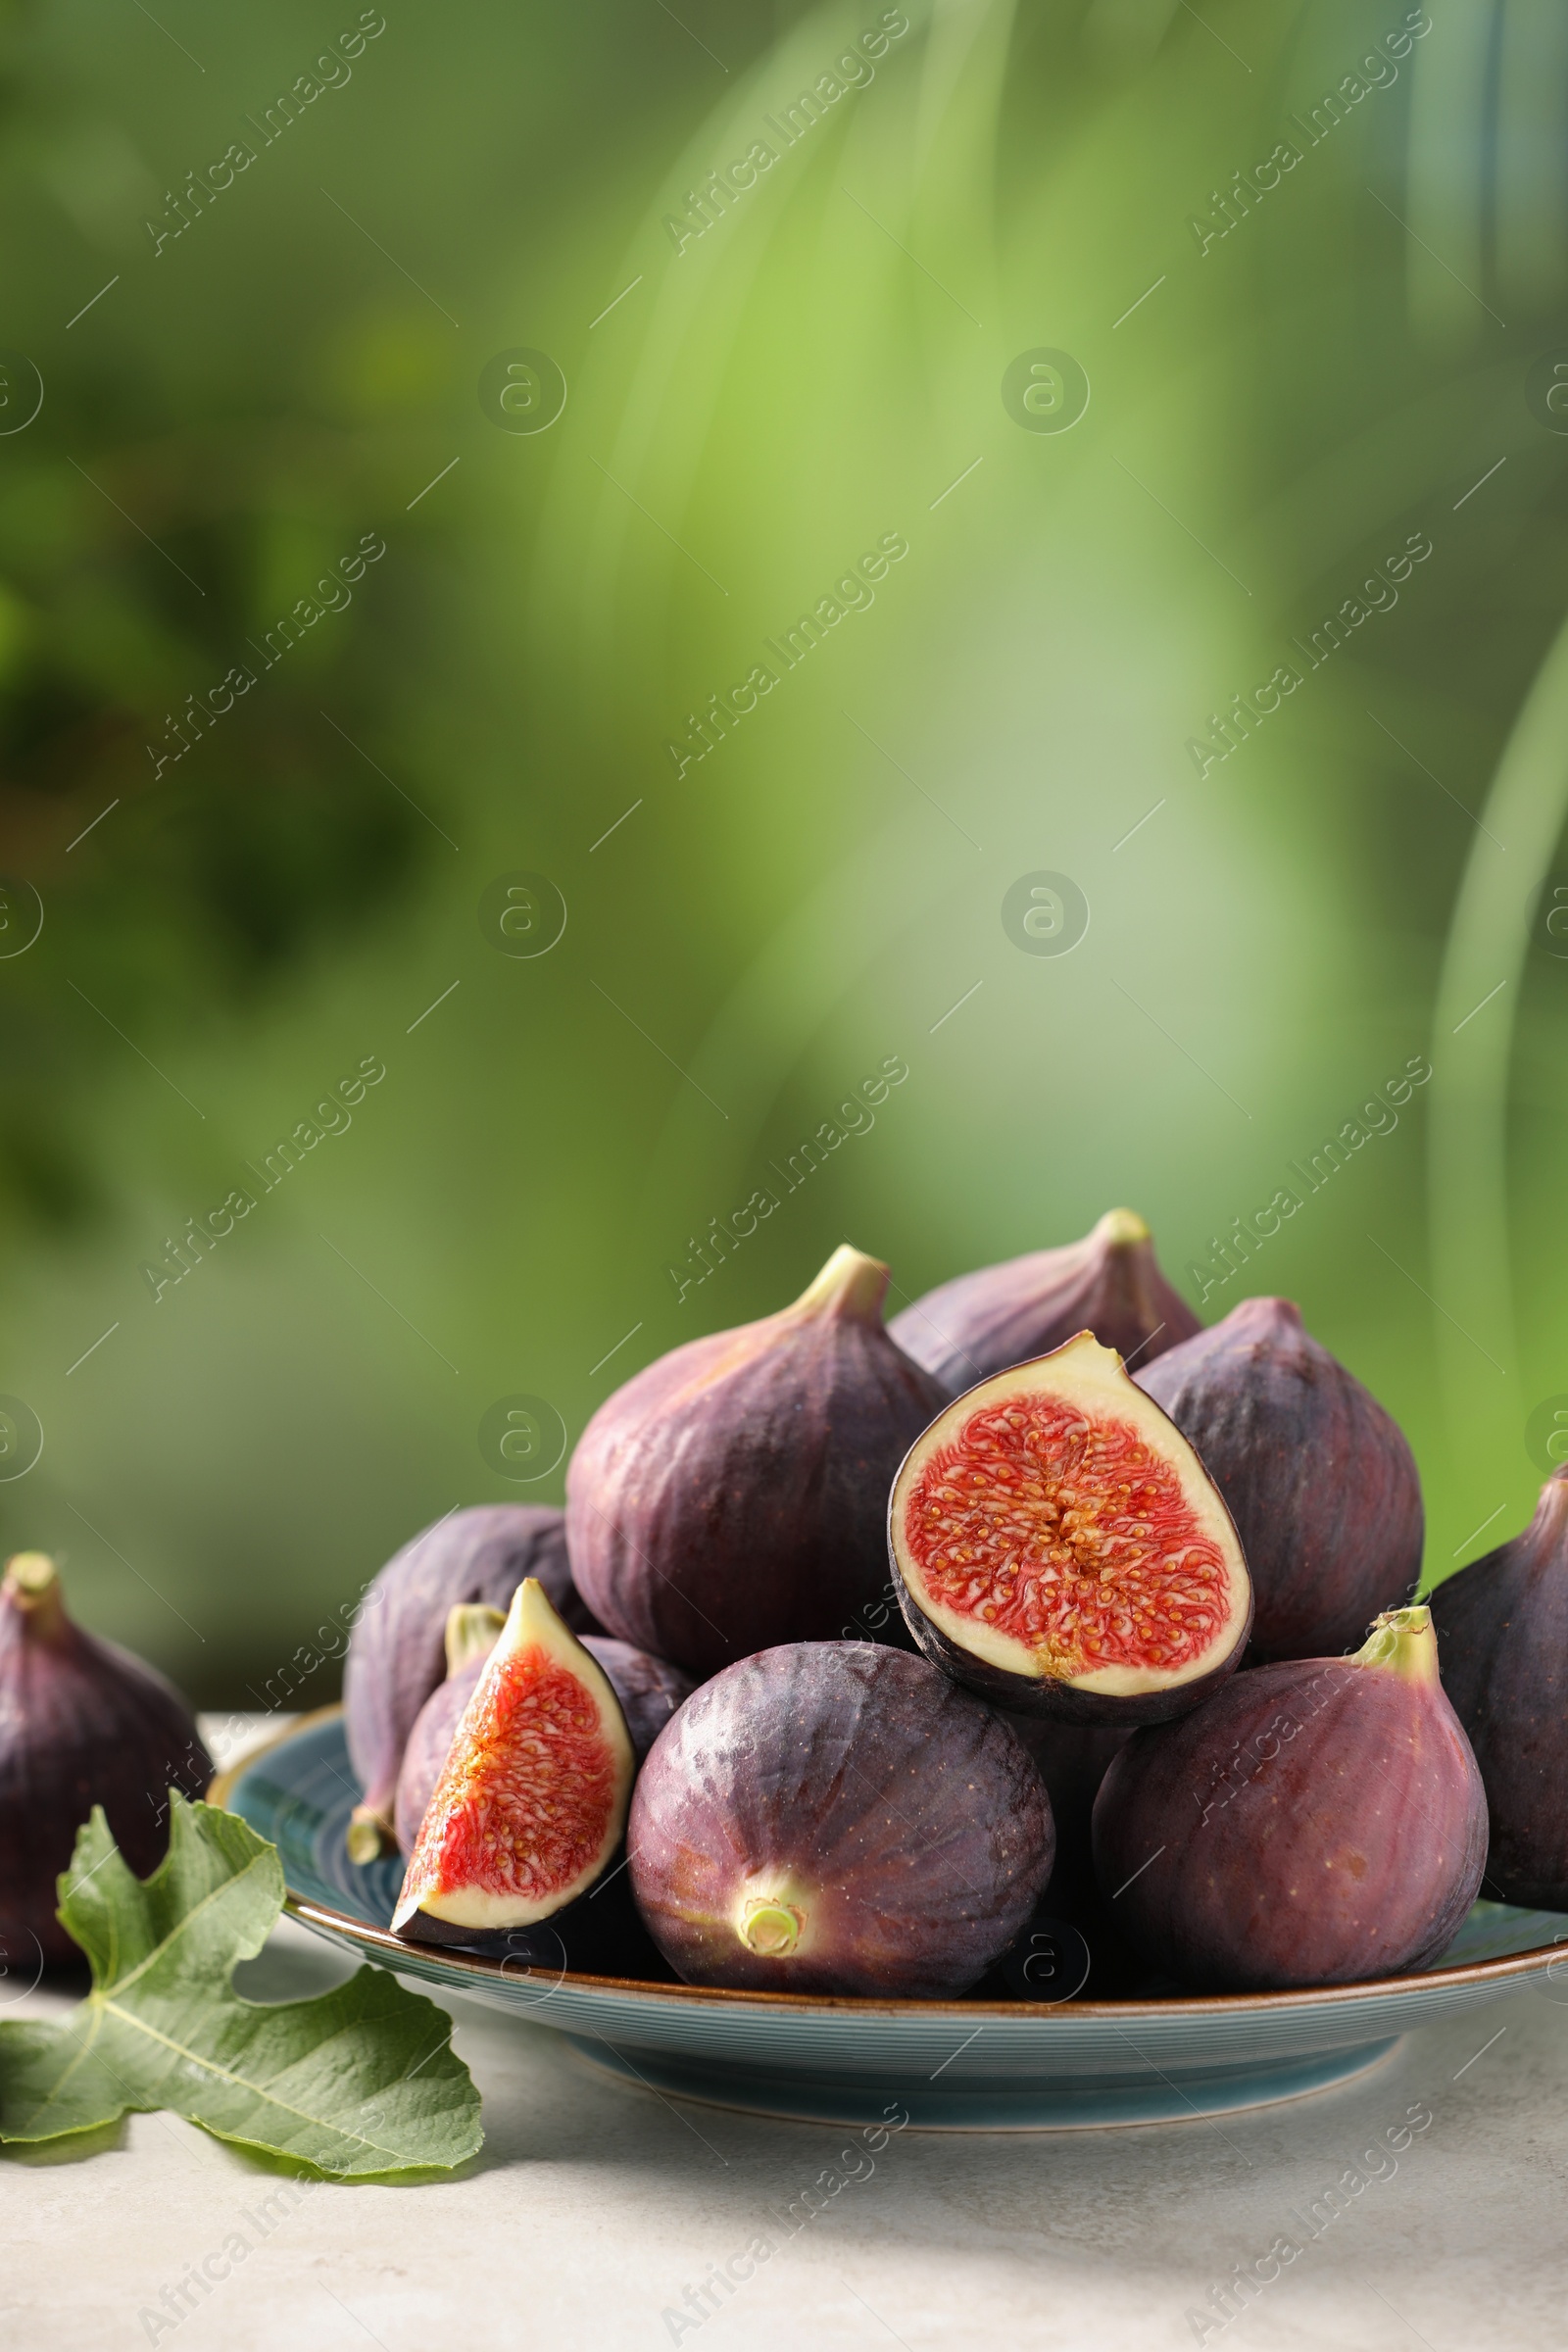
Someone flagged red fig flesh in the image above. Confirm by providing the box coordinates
[1092,1606,1488,1989]
[0,1552,212,1966]
[393,1578,634,1936]
[1137,1298,1423,1661]
[392,1603,506,1857]
[890,1208,1200,1396]
[628,1642,1054,1996]
[343,1503,596,1862]
[392,1606,695,1855]
[889,1332,1252,1723]
[566,1246,948,1677]
[1430,1468,1568,1908]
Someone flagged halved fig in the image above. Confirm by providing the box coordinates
[888,1331,1252,1723]
[629,1642,1054,1997]
[1431,1466,1568,1908]
[392,1578,634,1936]
[889,1208,1200,1396]
[1092,1605,1489,1989]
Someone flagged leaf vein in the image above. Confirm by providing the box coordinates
[98,1848,277,2002]
[97,1999,424,2158]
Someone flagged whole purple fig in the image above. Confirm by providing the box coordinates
[0,1552,212,1967]
[1093,1606,1488,1989]
[1430,1467,1568,1908]
[890,1208,1200,1396]
[343,1503,599,1862]
[566,1246,948,1677]
[1138,1297,1423,1660]
[393,1603,696,1854]
[629,1642,1054,1996]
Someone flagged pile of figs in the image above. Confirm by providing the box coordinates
[341,1211,1568,2003]
[4,1206,1558,2000]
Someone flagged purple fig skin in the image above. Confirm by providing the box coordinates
[566,1248,949,1679]
[1138,1298,1423,1662]
[392,1632,697,1855]
[582,1637,699,1761]
[1430,1467,1568,1909]
[0,1553,212,1968]
[629,1642,1054,1997]
[1003,1715,1131,1847]
[343,1504,600,1860]
[890,1209,1201,1397]
[992,1715,1145,1995]
[1092,1608,1489,1990]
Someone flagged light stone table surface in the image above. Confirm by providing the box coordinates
[4,1728,1566,2351]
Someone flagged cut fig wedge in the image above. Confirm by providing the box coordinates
[889,1330,1252,1723]
[392,1577,635,1936]
[344,1501,589,1864]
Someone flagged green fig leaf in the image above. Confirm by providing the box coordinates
[0,1796,482,2177]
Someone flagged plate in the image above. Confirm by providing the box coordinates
[218,1710,1568,2132]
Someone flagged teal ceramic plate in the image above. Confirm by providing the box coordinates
[220,1711,1568,2132]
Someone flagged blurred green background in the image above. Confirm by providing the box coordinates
[3,0,1567,1705]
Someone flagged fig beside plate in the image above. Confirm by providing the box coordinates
[0,1551,212,1966]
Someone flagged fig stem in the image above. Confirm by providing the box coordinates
[790,1245,890,1326]
[1353,1604,1440,1685]
[739,1899,804,1958]
[1096,1208,1152,1252]
[2,1551,65,1632]
[444,1602,507,1678]
[346,1806,397,1864]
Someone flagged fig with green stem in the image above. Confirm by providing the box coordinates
[1092,1605,1488,1990]
[890,1208,1200,1396]
[0,1551,212,1967]
[567,1245,948,1676]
